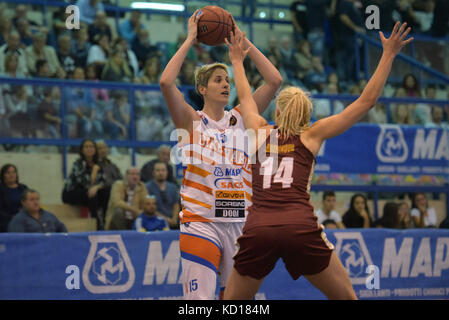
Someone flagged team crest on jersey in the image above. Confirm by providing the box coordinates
[229,115,237,126]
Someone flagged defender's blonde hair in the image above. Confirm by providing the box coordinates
[275,86,313,138]
[194,62,228,95]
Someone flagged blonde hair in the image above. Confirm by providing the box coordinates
[275,86,313,138]
[194,62,228,95]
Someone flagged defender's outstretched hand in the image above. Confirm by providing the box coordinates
[379,22,414,56]
[224,29,250,63]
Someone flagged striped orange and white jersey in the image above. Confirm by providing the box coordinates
[179,107,252,224]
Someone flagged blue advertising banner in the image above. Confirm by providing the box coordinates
[0,229,448,300]
[313,124,449,175]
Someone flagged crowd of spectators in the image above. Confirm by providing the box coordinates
[0,1,448,143]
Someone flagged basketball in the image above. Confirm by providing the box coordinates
[196,6,235,46]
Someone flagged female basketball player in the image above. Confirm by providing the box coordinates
[223,22,413,299]
[159,10,282,299]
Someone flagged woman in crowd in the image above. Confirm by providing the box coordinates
[342,194,372,228]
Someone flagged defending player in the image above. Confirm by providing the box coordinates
[159,10,282,299]
[223,22,413,299]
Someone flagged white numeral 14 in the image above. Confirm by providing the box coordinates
[261,157,293,189]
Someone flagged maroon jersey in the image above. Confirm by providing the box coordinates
[245,129,317,229]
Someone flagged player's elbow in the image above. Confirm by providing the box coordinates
[268,72,283,88]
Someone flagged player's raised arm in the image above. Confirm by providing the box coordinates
[159,10,202,132]
[232,19,282,114]
[225,31,267,133]
[306,22,413,152]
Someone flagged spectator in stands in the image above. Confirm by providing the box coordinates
[401,73,422,97]
[414,85,436,125]
[315,191,345,228]
[0,164,28,232]
[141,145,177,184]
[62,139,109,230]
[16,18,33,47]
[131,28,160,69]
[52,7,72,38]
[335,0,365,82]
[264,36,282,67]
[322,219,338,229]
[105,167,148,230]
[367,102,387,124]
[12,5,42,34]
[76,0,105,25]
[414,0,435,35]
[4,85,35,138]
[37,86,61,138]
[103,90,130,139]
[0,16,13,47]
[411,192,438,228]
[167,33,197,61]
[86,33,110,75]
[394,104,413,125]
[100,45,133,82]
[133,195,169,232]
[25,32,63,77]
[373,202,401,228]
[391,87,414,124]
[290,0,308,42]
[88,11,112,44]
[342,193,372,228]
[96,139,122,190]
[65,67,102,138]
[295,39,326,87]
[279,35,300,84]
[198,51,213,67]
[8,189,67,233]
[145,161,180,228]
[57,33,76,75]
[1,52,28,88]
[426,106,448,129]
[313,82,345,120]
[113,37,139,77]
[178,59,203,109]
[119,10,146,45]
[85,63,109,102]
[139,55,161,84]
[0,32,29,75]
[398,202,412,229]
[305,0,330,60]
[72,26,91,68]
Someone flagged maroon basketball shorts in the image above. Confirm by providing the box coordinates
[233,224,334,280]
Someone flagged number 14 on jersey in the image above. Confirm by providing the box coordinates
[261,157,293,189]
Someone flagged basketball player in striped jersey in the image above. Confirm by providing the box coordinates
[223,22,413,299]
[159,10,282,299]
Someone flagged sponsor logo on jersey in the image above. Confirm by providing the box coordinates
[214,178,244,189]
[229,115,237,126]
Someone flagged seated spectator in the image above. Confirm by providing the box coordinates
[279,35,300,84]
[315,191,345,228]
[264,36,282,67]
[119,10,146,45]
[342,193,372,228]
[100,45,133,82]
[25,33,63,77]
[0,31,29,75]
[65,67,102,138]
[1,52,28,94]
[0,164,28,232]
[113,37,139,77]
[425,106,449,129]
[131,28,160,69]
[295,39,326,87]
[411,192,438,228]
[103,90,130,139]
[313,83,345,120]
[76,0,105,25]
[12,4,43,34]
[141,145,177,184]
[8,189,67,233]
[16,17,33,47]
[145,161,180,228]
[367,103,387,124]
[414,85,436,125]
[86,33,110,75]
[0,16,13,48]
[88,11,112,44]
[394,104,413,125]
[167,33,197,61]
[373,202,401,228]
[36,86,62,138]
[105,167,148,230]
[398,202,412,229]
[62,139,109,230]
[4,85,35,138]
[57,33,76,75]
[72,26,91,68]
[96,140,122,191]
[133,195,169,232]
[139,55,161,84]
[401,73,422,98]
[322,219,338,229]
[85,63,109,102]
